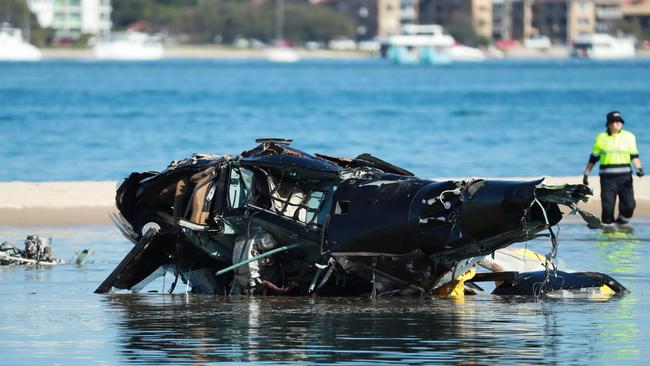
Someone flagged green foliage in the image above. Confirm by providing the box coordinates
[613,18,650,41]
[75,32,93,47]
[30,27,55,47]
[285,3,355,42]
[0,0,31,27]
[0,0,54,45]
[0,0,42,32]
[111,0,157,29]
[111,0,355,44]
[445,14,489,47]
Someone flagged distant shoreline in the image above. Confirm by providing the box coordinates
[1,177,649,226]
[38,45,650,61]
[40,46,374,60]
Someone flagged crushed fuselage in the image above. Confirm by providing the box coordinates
[97,140,600,296]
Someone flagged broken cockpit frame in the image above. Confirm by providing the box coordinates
[96,139,613,297]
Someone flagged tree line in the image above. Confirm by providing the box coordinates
[5,0,647,47]
[1,0,54,46]
[1,0,356,46]
[111,0,356,44]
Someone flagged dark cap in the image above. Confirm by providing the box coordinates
[606,111,624,124]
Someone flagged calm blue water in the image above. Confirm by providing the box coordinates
[1,59,650,181]
[1,222,649,364]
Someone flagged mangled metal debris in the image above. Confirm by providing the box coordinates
[477,247,628,298]
[1,235,59,266]
[96,138,625,298]
[0,235,93,266]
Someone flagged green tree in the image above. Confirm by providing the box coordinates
[0,0,53,45]
[110,0,355,44]
[445,14,489,47]
[285,3,355,43]
[30,26,55,46]
[111,0,159,29]
[613,18,650,41]
[0,0,46,36]
[0,0,30,27]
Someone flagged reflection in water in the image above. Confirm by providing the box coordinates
[105,295,587,364]
[1,224,648,364]
[594,231,642,362]
[595,231,641,275]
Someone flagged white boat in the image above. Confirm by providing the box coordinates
[524,35,552,50]
[572,33,635,60]
[0,23,42,62]
[266,0,300,63]
[94,31,164,61]
[265,46,300,63]
[383,24,454,64]
[385,24,455,49]
[383,24,484,64]
[445,44,486,62]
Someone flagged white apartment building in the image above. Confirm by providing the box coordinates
[28,0,112,39]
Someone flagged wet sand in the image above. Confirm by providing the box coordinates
[1,177,649,226]
[0,181,117,226]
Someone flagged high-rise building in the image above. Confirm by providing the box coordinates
[313,0,405,38]
[528,0,624,43]
[493,0,513,39]
[532,0,570,41]
[567,0,596,42]
[27,0,112,40]
[510,0,535,39]
[494,0,626,44]
[400,0,418,24]
[594,0,624,33]
[622,0,650,36]
[378,0,402,35]
[473,0,494,38]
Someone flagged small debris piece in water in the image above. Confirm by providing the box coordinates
[0,236,92,266]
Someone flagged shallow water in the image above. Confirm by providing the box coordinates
[1,59,650,181]
[1,221,649,364]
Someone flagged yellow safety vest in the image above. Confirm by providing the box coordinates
[591,130,639,175]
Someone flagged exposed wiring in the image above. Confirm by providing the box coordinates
[423,186,463,209]
[531,198,559,299]
[533,226,560,299]
[534,198,550,227]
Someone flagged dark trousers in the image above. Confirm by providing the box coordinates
[600,174,636,224]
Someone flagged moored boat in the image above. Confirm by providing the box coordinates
[94,31,164,61]
[381,24,484,64]
[572,33,635,60]
[0,23,42,62]
[265,43,300,63]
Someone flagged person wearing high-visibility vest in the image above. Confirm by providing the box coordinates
[583,111,644,228]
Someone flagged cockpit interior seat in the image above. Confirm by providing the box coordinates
[188,166,218,225]
[166,166,219,225]
[266,176,308,222]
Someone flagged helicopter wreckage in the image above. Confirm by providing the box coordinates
[97,139,627,298]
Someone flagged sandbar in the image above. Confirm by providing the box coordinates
[1,177,649,226]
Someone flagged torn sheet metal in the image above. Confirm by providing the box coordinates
[0,236,59,266]
[474,247,628,298]
[0,236,92,266]
[491,270,628,298]
[96,139,603,297]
